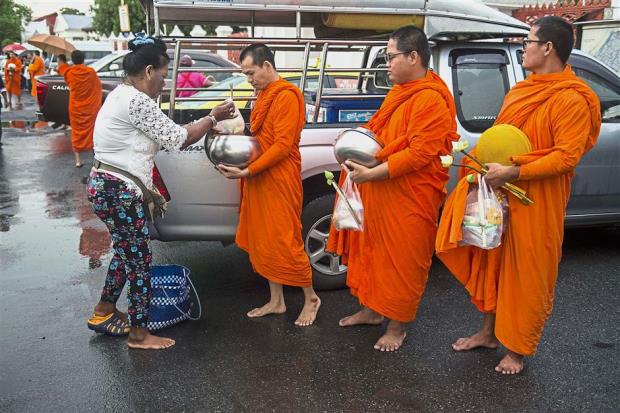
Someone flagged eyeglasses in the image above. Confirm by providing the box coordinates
[384,50,413,64]
[522,39,548,49]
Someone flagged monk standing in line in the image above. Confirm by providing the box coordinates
[217,44,321,326]
[436,16,601,374]
[327,25,459,351]
[3,52,23,109]
[64,50,102,167]
[28,50,46,97]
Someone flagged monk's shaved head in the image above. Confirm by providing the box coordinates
[390,25,431,68]
[532,16,574,64]
[71,50,85,65]
[240,43,276,70]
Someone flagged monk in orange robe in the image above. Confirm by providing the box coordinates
[327,26,459,351]
[64,50,102,167]
[217,44,321,326]
[436,17,602,374]
[3,52,23,109]
[28,51,46,97]
[56,54,70,76]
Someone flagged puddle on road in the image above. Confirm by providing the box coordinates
[0,188,112,285]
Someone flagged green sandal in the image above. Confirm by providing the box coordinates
[87,312,130,336]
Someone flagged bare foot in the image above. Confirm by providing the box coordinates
[339,307,384,327]
[247,301,286,318]
[295,296,321,327]
[495,351,524,374]
[374,321,407,352]
[452,331,499,351]
[128,331,175,350]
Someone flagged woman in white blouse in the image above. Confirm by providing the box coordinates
[86,35,234,350]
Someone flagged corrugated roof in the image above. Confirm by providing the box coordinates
[60,14,93,31]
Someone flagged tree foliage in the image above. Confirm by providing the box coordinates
[59,8,85,16]
[0,0,32,47]
[91,0,145,35]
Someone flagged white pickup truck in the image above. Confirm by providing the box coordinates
[142,0,620,289]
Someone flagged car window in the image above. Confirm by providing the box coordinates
[189,58,235,82]
[572,67,620,123]
[288,77,320,91]
[100,55,126,77]
[450,49,511,133]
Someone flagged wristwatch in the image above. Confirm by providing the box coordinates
[206,115,217,127]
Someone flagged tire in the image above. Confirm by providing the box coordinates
[301,193,347,290]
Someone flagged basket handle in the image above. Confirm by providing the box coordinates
[159,267,203,321]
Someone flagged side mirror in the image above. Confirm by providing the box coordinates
[109,63,120,71]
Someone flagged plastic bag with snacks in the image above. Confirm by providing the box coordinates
[460,175,506,249]
[332,172,364,231]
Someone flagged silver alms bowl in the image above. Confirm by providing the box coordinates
[205,134,261,168]
[333,127,383,168]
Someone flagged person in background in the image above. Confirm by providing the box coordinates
[87,34,235,350]
[176,55,214,98]
[43,51,50,72]
[51,54,71,130]
[64,50,102,167]
[21,54,30,92]
[3,52,23,109]
[28,51,45,97]
[56,54,70,76]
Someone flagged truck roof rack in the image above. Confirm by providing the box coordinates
[140,0,529,41]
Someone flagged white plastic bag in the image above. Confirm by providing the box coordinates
[213,98,245,135]
[460,175,505,249]
[332,172,364,231]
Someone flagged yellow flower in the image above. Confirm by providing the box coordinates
[439,155,454,168]
[452,140,470,153]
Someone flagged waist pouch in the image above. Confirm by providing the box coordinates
[93,160,167,221]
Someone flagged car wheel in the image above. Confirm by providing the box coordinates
[301,194,347,290]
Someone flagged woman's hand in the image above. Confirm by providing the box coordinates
[217,164,250,179]
[344,160,388,184]
[210,101,236,122]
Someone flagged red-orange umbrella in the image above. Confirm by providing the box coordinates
[2,43,26,53]
[27,34,76,56]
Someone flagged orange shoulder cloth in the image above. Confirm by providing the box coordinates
[250,78,304,134]
[367,70,458,158]
[496,65,601,155]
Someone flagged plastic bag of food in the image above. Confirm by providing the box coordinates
[332,171,364,231]
[213,98,245,135]
[460,175,505,249]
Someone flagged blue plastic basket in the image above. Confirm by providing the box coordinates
[147,265,202,331]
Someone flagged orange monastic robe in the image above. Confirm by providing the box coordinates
[64,64,102,152]
[436,65,601,356]
[28,55,45,97]
[3,57,23,96]
[235,78,312,287]
[57,62,70,76]
[327,70,459,322]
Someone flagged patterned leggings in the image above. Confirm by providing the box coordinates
[87,170,152,328]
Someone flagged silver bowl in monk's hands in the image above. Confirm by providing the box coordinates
[333,127,383,168]
[205,133,261,168]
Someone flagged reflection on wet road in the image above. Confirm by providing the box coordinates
[0,123,619,412]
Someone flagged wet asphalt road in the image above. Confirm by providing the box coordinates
[0,99,619,412]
